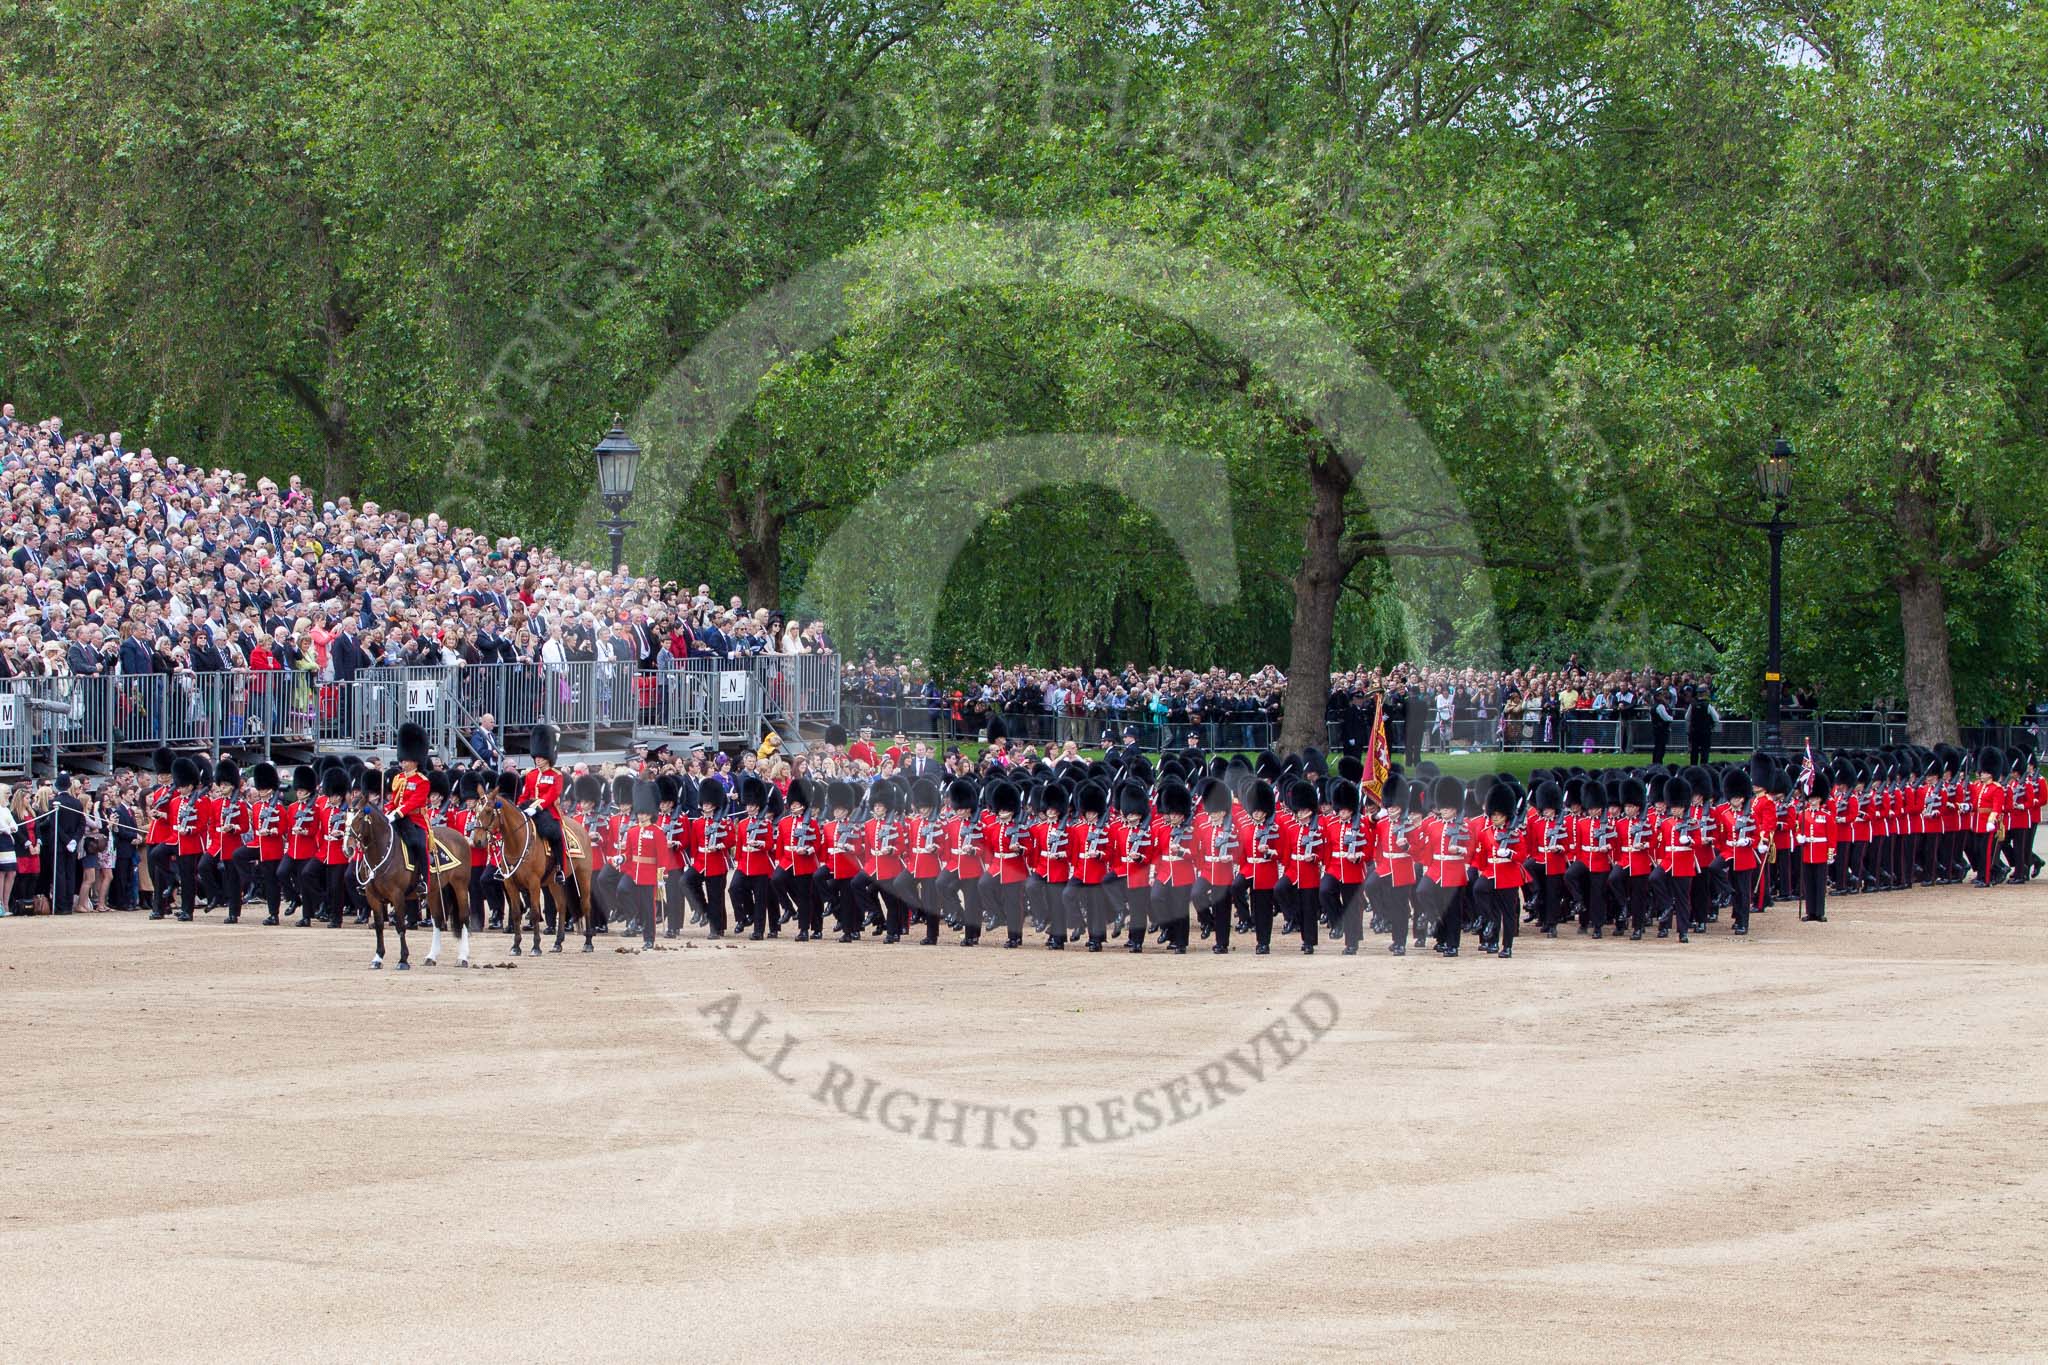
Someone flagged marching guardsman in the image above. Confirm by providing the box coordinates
[517,723,569,885]
[732,776,777,939]
[1567,780,1610,936]
[1277,779,1321,954]
[818,780,863,942]
[241,762,287,924]
[281,765,318,926]
[1316,779,1366,955]
[144,749,182,920]
[1966,747,2010,887]
[683,778,732,939]
[385,722,434,912]
[1609,777,1654,939]
[1650,775,1703,942]
[938,778,985,947]
[978,780,1029,948]
[657,776,689,937]
[1409,776,1468,955]
[315,763,352,926]
[2006,748,2043,883]
[1233,779,1283,954]
[620,780,666,948]
[1190,778,1237,954]
[1716,770,1763,935]
[1064,781,1114,952]
[1147,780,1196,955]
[773,778,822,942]
[594,773,634,934]
[1106,783,1148,952]
[1525,780,1569,938]
[1794,769,1837,921]
[1471,781,1532,959]
[198,759,244,922]
[903,778,944,944]
[1369,776,1421,954]
[1027,783,1072,949]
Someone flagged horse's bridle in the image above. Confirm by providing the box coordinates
[348,808,399,889]
[489,800,540,881]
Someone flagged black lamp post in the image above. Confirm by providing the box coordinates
[593,418,642,574]
[1754,435,1795,755]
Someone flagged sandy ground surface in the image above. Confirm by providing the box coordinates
[4,886,2046,1364]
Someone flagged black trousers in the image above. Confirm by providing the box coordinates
[322,861,351,923]
[730,870,775,935]
[1529,865,1561,930]
[1062,879,1114,945]
[817,872,857,936]
[1729,866,1756,931]
[1320,875,1364,949]
[1195,879,1235,949]
[1800,861,1828,920]
[1606,869,1649,931]
[1246,885,1276,949]
[1148,882,1191,949]
[623,881,657,946]
[1565,863,1606,930]
[1368,873,1413,948]
[1419,878,1460,950]
[232,846,274,917]
[986,878,1025,942]
[147,844,178,915]
[1279,879,1318,947]
[176,851,201,917]
[774,867,819,936]
[1479,880,1518,951]
[935,869,980,943]
[685,869,728,935]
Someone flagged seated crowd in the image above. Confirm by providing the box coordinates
[0,405,830,686]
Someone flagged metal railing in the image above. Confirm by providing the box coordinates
[0,656,844,776]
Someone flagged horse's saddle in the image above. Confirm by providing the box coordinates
[404,834,466,878]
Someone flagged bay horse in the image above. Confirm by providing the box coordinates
[473,790,594,954]
[345,806,477,968]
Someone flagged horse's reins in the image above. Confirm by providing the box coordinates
[349,810,400,890]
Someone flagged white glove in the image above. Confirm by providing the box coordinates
[523,802,540,817]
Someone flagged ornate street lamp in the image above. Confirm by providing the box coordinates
[1754,435,1794,755]
[594,418,642,574]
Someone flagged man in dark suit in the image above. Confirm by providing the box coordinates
[51,775,84,915]
[328,623,368,683]
[467,714,502,770]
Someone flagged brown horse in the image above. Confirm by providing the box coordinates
[473,796,594,954]
[344,807,477,968]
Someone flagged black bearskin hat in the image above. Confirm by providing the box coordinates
[612,773,635,807]
[1978,746,2006,778]
[321,765,350,798]
[1430,775,1463,813]
[948,778,978,811]
[396,721,431,770]
[1247,779,1276,819]
[213,759,240,789]
[1665,775,1690,809]
[1157,781,1193,819]
[1485,783,1517,821]
[496,771,522,802]
[740,775,770,810]
[1380,772,1403,808]
[1619,776,1647,810]
[1331,780,1360,814]
[528,723,558,764]
[1115,784,1150,819]
[250,761,279,793]
[909,777,940,811]
[292,764,317,794]
[1199,777,1233,816]
[1723,769,1752,801]
[152,746,176,777]
[987,781,1022,818]
[1077,782,1109,818]
[1288,779,1318,815]
[632,781,661,817]
[1532,779,1561,813]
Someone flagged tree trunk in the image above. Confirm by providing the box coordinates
[319,402,356,501]
[1278,452,1351,756]
[717,471,783,611]
[1894,486,1959,745]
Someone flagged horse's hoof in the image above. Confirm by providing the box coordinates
[511,944,522,957]
[424,958,436,967]
[371,960,382,970]
[582,942,594,953]
[552,943,563,954]
[396,961,410,971]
